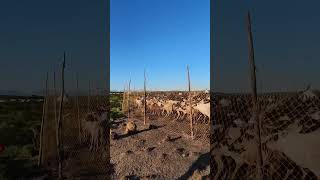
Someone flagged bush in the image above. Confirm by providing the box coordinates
[0,99,44,179]
[110,94,122,109]
[111,107,124,119]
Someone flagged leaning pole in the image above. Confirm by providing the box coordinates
[246,11,263,180]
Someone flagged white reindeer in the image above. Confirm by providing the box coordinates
[194,100,210,118]
[135,98,143,110]
[193,100,210,123]
[81,112,108,152]
[162,100,179,117]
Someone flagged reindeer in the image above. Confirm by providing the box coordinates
[146,98,158,115]
[194,100,210,123]
[135,97,143,110]
[162,100,179,118]
[81,112,108,152]
[153,102,163,116]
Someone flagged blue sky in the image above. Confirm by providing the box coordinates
[213,0,320,92]
[0,0,107,94]
[1,0,320,94]
[110,0,210,91]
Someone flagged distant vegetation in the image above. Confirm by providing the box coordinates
[110,94,124,119]
[0,96,44,178]
[0,94,124,178]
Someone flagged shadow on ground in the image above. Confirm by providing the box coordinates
[116,124,166,140]
[111,118,126,129]
[177,152,210,180]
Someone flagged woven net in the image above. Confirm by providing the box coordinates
[210,90,320,179]
[41,88,111,179]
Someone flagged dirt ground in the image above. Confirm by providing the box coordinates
[110,113,210,180]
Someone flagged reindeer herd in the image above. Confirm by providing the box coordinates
[133,91,210,124]
[77,91,211,152]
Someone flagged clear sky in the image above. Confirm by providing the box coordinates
[110,0,210,91]
[0,0,107,95]
[1,0,319,94]
[213,0,320,93]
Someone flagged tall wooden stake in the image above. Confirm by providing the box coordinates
[57,52,66,179]
[144,69,147,125]
[247,11,263,180]
[54,70,57,125]
[76,74,81,143]
[128,79,131,121]
[122,84,126,113]
[187,65,193,138]
[87,80,90,113]
[95,82,99,106]
[53,70,59,159]
[38,72,48,166]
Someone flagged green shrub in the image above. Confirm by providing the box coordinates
[110,94,122,109]
[110,107,124,119]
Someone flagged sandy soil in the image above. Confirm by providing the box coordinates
[110,114,210,180]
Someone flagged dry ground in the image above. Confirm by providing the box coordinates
[110,112,210,180]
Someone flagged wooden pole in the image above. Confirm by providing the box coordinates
[95,82,99,106]
[76,74,81,143]
[144,69,147,125]
[247,11,263,180]
[44,73,49,158]
[54,70,57,125]
[122,84,126,113]
[128,79,131,121]
[53,69,59,159]
[187,65,193,138]
[38,72,48,166]
[87,80,90,113]
[57,52,66,179]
